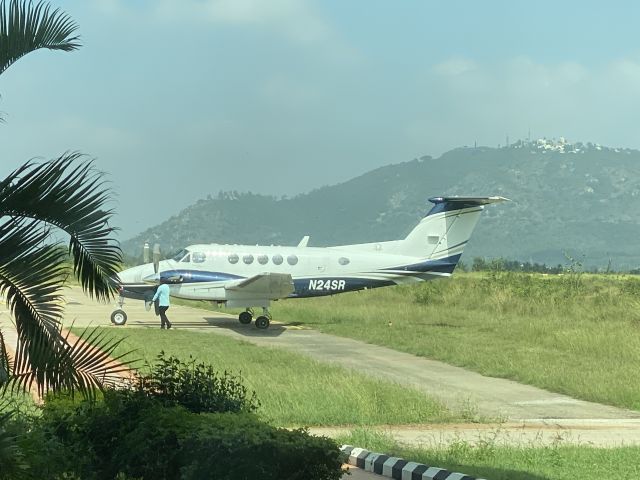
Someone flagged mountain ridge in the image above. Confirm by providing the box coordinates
[123,139,640,268]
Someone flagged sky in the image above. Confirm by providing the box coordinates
[2,0,640,237]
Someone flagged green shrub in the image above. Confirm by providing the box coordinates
[18,353,342,479]
[34,394,342,480]
[135,351,260,414]
[178,414,343,480]
[0,411,28,480]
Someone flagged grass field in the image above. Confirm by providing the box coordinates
[340,428,640,480]
[97,328,456,426]
[252,271,640,411]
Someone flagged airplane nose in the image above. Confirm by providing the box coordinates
[118,264,153,284]
[143,272,160,284]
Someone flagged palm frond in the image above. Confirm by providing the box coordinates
[9,326,135,398]
[0,0,80,75]
[0,154,122,302]
[0,219,134,394]
[0,217,68,391]
[0,328,10,385]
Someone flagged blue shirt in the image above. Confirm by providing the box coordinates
[152,284,171,307]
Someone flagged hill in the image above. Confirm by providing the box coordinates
[122,139,640,269]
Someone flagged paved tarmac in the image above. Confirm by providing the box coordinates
[3,286,640,450]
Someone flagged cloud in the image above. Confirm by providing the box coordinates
[433,58,478,77]
[406,56,640,152]
[92,0,358,64]
[153,0,336,47]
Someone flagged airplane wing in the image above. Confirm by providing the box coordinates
[225,272,294,299]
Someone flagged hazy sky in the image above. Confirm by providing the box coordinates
[2,0,640,237]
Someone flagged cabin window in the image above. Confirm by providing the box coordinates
[243,254,254,264]
[287,255,298,266]
[272,254,283,265]
[172,249,188,262]
[428,235,440,245]
[338,257,350,266]
[192,252,206,263]
[257,254,268,265]
[228,253,239,264]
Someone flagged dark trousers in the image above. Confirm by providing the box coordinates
[159,306,171,329]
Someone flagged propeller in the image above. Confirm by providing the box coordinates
[153,243,161,274]
[143,242,150,263]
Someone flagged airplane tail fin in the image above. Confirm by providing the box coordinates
[401,196,508,264]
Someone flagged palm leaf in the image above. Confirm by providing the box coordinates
[0,217,69,391]
[0,220,134,395]
[0,328,9,385]
[9,325,135,398]
[0,157,130,395]
[0,0,80,76]
[0,153,122,302]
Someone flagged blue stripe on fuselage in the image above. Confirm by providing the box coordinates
[381,254,462,275]
[160,270,244,283]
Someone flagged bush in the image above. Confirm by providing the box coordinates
[34,395,342,480]
[178,414,343,480]
[134,352,260,414]
[15,353,343,479]
[0,411,28,480]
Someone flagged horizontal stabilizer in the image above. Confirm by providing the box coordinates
[428,196,510,206]
[225,272,294,298]
[426,196,509,216]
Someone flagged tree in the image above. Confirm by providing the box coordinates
[0,0,80,76]
[0,0,128,397]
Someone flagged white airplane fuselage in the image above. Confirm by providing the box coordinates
[113,196,507,326]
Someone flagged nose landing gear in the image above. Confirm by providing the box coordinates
[111,309,127,326]
[110,292,128,326]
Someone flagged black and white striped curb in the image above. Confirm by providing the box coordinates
[341,445,487,480]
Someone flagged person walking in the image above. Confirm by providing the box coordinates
[151,280,172,329]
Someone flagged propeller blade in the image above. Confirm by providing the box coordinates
[143,242,150,263]
[153,243,161,274]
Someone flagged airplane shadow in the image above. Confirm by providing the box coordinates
[201,317,289,337]
[129,314,295,338]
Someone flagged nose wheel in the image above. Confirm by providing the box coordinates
[110,291,128,326]
[111,309,127,326]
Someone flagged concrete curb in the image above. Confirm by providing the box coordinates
[341,445,487,480]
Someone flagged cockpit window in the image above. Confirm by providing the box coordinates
[172,249,189,262]
[181,254,191,263]
[192,252,206,263]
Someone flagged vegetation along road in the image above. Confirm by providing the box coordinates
[44,270,640,448]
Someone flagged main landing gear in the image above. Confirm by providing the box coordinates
[238,308,271,329]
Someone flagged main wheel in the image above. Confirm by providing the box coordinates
[111,309,127,326]
[239,311,252,324]
[255,315,270,329]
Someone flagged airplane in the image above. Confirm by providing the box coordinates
[111,196,508,329]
